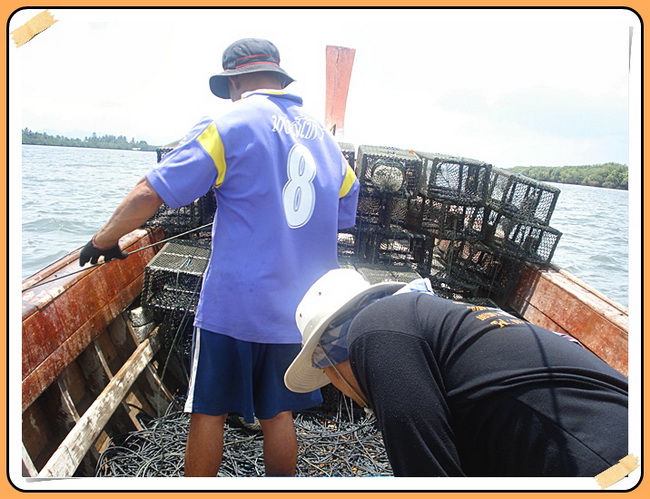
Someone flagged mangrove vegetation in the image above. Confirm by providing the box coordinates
[22,128,159,151]
[508,163,628,190]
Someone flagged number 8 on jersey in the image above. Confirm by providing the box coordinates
[283,144,317,228]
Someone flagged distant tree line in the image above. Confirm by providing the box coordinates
[22,128,159,151]
[509,163,628,190]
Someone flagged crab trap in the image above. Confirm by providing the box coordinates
[483,206,562,265]
[337,230,358,259]
[356,193,410,227]
[147,146,217,238]
[356,145,423,197]
[405,195,488,241]
[156,146,175,163]
[488,168,560,225]
[367,227,422,266]
[346,223,434,271]
[142,239,211,316]
[143,190,216,238]
[417,152,492,203]
[155,307,196,382]
[425,268,482,301]
[443,239,525,297]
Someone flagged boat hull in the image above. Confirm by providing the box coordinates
[22,228,165,411]
[21,228,176,477]
[506,263,628,376]
[20,226,629,477]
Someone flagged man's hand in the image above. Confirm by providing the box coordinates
[79,238,129,266]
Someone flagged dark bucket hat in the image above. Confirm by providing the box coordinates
[209,38,295,99]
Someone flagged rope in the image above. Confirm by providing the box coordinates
[95,395,392,477]
[22,223,213,292]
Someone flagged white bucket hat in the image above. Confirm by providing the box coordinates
[284,268,405,393]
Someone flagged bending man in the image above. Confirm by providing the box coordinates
[285,269,628,477]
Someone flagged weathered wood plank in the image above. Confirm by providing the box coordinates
[22,228,161,301]
[93,340,113,377]
[92,338,145,432]
[21,276,144,411]
[22,445,38,478]
[21,305,65,379]
[22,399,53,470]
[37,332,159,477]
[56,378,80,422]
[124,314,175,408]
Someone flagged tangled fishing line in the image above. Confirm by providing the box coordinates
[95,396,392,477]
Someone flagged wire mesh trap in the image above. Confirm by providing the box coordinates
[356,193,410,227]
[488,168,560,225]
[142,190,216,239]
[356,145,422,197]
[484,206,562,265]
[405,195,488,241]
[352,261,423,285]
[417,152,492,203]
[145,144,217,239]
[142,239,210,316]
[442,239,525,298]
[156,145,177,163]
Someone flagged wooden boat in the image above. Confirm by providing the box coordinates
[19,46,629,478]
[21,228,173,477]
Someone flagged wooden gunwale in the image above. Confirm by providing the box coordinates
[506,263,628,376]
[21,227,164,411]
[36,329,162,477]
[21,227,171,476]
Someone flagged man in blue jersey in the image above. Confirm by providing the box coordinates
[79,38,360,476]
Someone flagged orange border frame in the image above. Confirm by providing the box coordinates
[3,1,646,497]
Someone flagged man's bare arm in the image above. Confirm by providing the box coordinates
[93,176,164,249]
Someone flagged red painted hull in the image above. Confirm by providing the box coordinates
[21,228,164,411]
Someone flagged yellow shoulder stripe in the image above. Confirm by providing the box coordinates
[339,164,356,198]
[197,121,227,188]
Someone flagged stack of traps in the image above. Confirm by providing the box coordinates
[338,145,562,301]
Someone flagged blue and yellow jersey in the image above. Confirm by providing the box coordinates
[146,91,359,343]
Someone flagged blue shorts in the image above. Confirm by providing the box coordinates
[184,328,323,422]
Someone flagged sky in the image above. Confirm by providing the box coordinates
[9,7,638,168]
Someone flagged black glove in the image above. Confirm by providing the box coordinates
[79,238,129,266]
